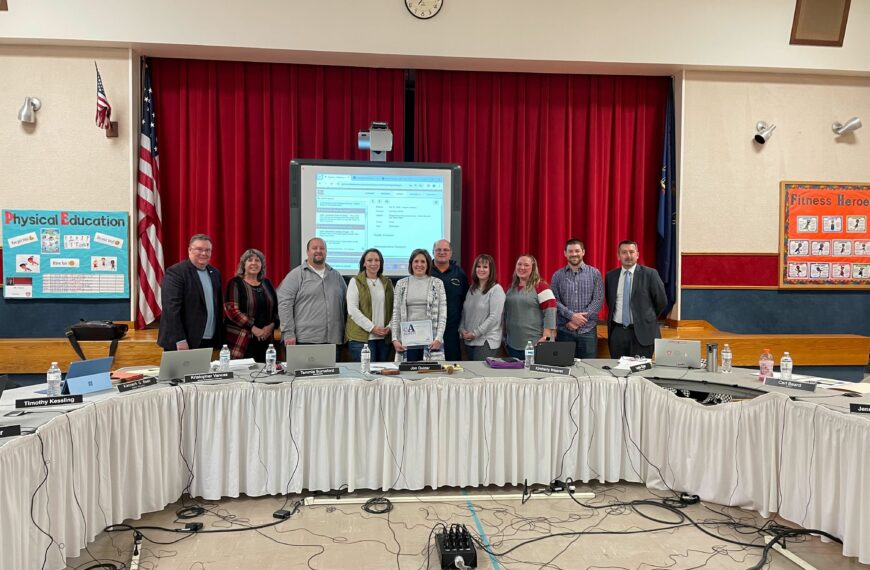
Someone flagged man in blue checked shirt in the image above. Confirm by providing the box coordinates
[550,239,604,359]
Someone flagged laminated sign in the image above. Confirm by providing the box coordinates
[2,209,129,299]
[779,182,870,289]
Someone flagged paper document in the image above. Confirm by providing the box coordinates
[615,357,652,371]
[826,382,870,395]
[210,358,257,372]
[400,320,433,347]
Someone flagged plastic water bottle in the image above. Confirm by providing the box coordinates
[265,344,277,374]
[758,349,774,381]
[219,344,231,372]
[721,344,732,373]
[360,343,371,374]
[780,352,793,381]
[47,362,62,397]
[524,341,535,368]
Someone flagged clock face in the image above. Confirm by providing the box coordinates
[405,0,443,20]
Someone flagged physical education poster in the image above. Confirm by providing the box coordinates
[2,209,129,299]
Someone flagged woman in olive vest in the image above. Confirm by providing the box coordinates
[345,248,394,362]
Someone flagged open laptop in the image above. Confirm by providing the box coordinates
[534,341,575,367]
[285,344,336,373]
[158,348,213,381]
[65,356,115,395]
[654,339,702,369]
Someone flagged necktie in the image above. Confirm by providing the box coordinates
[622,270,632,325]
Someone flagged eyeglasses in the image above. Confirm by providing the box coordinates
[191,247,212,254]
[434,248,451,253]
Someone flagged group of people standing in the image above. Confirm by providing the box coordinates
[158,234,668,362]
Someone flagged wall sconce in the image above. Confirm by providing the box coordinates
[832,117,862,136]
[18,97,42,123]
[754,121,775,145]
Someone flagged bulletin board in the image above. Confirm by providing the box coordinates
[2,209,130,299]
[779,181,870,289]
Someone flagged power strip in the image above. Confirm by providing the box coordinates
[436,524,477,569]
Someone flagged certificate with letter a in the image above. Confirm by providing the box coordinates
[400,320,433,346]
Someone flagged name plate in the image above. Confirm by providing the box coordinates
[764,378,817,392]
[117,377,158,393]
[0,425,22,438]
[16,395,84,408]
[530,364,570,376]
[183,371,234,383]
[399,362,442,372]
[294,367,340,377]
[850,403,870,415]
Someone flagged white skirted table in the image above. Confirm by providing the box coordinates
[1,367,868,569]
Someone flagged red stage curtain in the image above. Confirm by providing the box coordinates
[151,58,405,282]
[416,70,668,296]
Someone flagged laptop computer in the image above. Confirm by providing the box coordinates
[534,341,575,367]
[654,339,703,369]
[285,344,336,373]
[64,356,114,395]
[159,348,213,381]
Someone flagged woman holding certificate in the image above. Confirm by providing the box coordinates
[390,249,447,361]
[503,254,557,359]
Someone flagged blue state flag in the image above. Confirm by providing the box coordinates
[656,82,677,315]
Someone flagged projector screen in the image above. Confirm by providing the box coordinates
[290,160,462,276]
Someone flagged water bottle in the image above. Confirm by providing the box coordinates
[524,341,535,368]
[47,362,62,397]
[758,349,774,381]
[780,352,793,381]
[219,344,231,372]
[360,343,371,374]
[265,344,277,374]
[721,344,732,373]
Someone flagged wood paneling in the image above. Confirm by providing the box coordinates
[0,328,164,373]
[1,322,866,372]
[595,322,868,366]
[0,326,287,373]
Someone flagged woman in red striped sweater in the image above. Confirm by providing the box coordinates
[503,254,557,359]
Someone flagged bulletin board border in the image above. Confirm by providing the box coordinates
[779,180,870,290]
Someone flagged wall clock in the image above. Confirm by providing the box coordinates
[405,0,443,20]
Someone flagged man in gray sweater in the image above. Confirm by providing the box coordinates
[277,238,347,354]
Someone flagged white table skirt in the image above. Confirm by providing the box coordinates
[1,374,868,569]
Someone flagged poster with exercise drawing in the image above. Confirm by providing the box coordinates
[779,182,870,289]
[2,209,129,299]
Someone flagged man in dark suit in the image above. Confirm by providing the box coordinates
[158,234,223,351]
[605,240,667,358]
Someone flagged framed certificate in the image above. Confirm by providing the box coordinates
[400,320,433,346]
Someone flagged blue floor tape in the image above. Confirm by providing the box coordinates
[462,490,500,569]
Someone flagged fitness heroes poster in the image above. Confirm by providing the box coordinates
[779,182,870,289]
[3,209,129,299]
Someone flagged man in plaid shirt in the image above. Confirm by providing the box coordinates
[550,239,604,359]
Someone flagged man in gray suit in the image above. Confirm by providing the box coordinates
[605,240,667,358]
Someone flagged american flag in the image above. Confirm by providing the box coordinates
[95,62,112,130]
[136,60,165,328]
